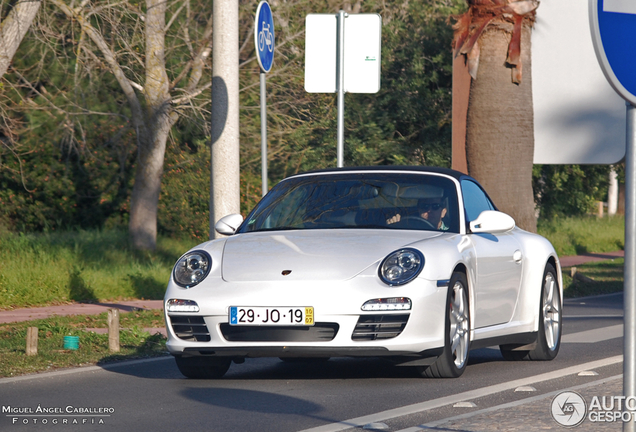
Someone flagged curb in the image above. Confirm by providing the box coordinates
[0,300,164,324]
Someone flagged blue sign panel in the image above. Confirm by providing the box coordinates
[255,1,275,73]
[590,0,636,105]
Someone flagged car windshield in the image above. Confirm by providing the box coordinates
[239,172,460,233]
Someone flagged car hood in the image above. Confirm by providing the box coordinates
[221,229,442,282]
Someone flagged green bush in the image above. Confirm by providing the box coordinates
[533,165,612,219]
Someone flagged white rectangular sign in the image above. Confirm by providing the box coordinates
[305,14,337,93]
[532,0,625,163]
[305,14,381,94]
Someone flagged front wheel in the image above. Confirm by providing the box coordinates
[418,272,470,378]
[528,263,561,360]
[175,356,231,379]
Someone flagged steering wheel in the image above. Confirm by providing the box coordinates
[396,215,436,230]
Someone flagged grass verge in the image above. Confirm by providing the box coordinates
[562,258,624,298]
[538,215,624,257]
[0,216,625,309]
[0,229,200,310]
[0,310,167,378]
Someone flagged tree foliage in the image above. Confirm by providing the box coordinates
[238,0,464,211]
[533,164,613,219]
[0,0,616,240]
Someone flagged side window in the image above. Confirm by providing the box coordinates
[461,180,495,222]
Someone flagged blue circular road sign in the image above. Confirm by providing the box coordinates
[255,1,275,73]
[590,0,636,105]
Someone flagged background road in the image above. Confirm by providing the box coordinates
[0,293,624,432]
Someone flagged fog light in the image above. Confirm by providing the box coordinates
[361,297,412,311]
[167,299,200,313]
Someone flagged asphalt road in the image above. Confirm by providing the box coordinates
[0,293,624,432]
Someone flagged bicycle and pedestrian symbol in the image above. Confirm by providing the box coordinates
[255,1,275,73]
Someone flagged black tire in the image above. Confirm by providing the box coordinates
[174,356,231,379]
[528,263,561,360]
[418,271,470,378]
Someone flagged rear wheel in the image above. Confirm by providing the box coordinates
[418,272,470,378]
[528,263,561,360]
[174,356,231,379]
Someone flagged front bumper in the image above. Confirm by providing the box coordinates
[164,274,449,360]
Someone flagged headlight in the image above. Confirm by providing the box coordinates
[378,248,424,286]
[173,250,212,288]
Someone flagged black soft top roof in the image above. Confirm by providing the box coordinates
[285,165,498,211]
[289,166,474,182]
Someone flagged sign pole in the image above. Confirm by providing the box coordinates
[625,102,636,432]
[589,5,636,427]
[305,12,381,168]
[260,72,268,196]
[255,1,274,196]
[336,10,346,168]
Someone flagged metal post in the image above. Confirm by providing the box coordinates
[260,72,268,196]
[625,102,636,432]
[336,10,346,168]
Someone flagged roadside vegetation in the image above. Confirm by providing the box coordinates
[539,215,624,298]
[0,229,198,310]
[537,215,624,257]
[561,258,624,298]
[0,310,166,378]
[0,214,625,311]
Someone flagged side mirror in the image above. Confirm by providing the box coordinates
[214,214,244,236]
[469,210,515,234]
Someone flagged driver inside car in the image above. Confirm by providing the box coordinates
[386,197,448,231]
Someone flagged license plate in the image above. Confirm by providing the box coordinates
[229,307,314,326]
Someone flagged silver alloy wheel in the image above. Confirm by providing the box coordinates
[450,281,470,368]
[542,272,561,351]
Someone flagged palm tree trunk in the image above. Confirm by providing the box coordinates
[465,24,537,232]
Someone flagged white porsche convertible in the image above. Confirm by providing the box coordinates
[164,167,562,378]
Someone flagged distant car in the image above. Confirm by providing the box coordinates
[164,166,562,378]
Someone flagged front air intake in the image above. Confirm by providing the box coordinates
[352,314,409,341]
[170,315,211,342]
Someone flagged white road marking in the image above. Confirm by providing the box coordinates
[562,324,623,343]
[297,356,623,432]
[604,0,636,14]
[396,374,623,432]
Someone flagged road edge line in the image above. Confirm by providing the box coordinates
[396,373,623,432]
[297,355,623,432]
